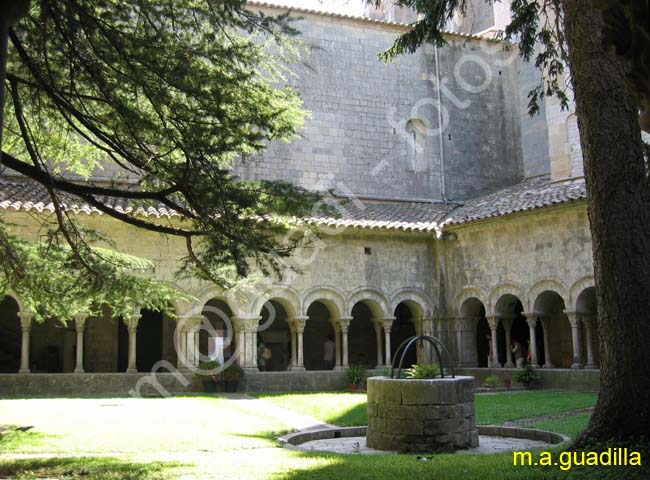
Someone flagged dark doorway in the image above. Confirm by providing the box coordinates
[391,303,417,368]
[0,296,21,373]
[136,309,163,372]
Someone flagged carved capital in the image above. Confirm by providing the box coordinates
[337,316,352,333]
[486,314,500,330]
[381,317,395,332]
[17,311,34,331]
[74,313,89,333]
[234,316,262,333]
[124,314,142,333]
[291,316,309,333]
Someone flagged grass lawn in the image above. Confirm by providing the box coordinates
[1,392,645,480]
[256,392,368,426]
[257,391,598,427]
[527,412,593,439]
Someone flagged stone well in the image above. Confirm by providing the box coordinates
[366,375,479,453]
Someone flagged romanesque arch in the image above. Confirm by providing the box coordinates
[575,285,599,368]
[527,279,569,313]
[389,288,434,319]
[569,276,595,307]
[533,290,570,368]
[488,282,526,313]
[250,286,301,319]
[492,287,527,368]
[346,287,390,318]
[458,296,487,368]
[454,286,488,315]
[300,287,345,371]
[302,286,345,319]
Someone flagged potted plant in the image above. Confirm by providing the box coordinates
[197,360,222,393]
[345,364,368,390]
[221,363,244,393]
[483,375,500,388]
[405,363,441,379]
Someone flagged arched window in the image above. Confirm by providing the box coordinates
[405,119,428,172]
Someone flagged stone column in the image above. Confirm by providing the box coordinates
[288,319,297,370]
[232,317,246,368]
[175,318,187,371]
[236,316,261,372]
[185,315,204,369]
[124,312,141,373]
[454,317,477,367]
[382,317,394,367]
[333,322,342,370]
[523,313,539,367]
[372,318,384,367]
[338,317,352,368]
[582,314,597,369]
[421,316,435,363]
[18,311,34,374]
[566,311,583,369]
[540,316,555,368]
[74,313,88,373]
[501,316,515,368]
[486,315,500,368]
[292,316,308,371]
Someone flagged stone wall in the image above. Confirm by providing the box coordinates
[457,367,600,391]
[366,376,478,452]
[0,373,200,397]
[443,202,593,314]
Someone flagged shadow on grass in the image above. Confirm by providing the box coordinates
[326,402,368,427]
[0,457,185,480]
[270,448,650,480]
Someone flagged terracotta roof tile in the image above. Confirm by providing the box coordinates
[0,174,587,232]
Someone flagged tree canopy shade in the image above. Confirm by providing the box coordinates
[0,0,325,320]
[367,0,650,447]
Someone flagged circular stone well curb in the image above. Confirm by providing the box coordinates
[367,375,478,452]
[280,425,568,454]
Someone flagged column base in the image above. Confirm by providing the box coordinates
[585,363,597,369]
[334,365,344,371]
[244,367,259,373]
[504,362,515,368]
[571,363,583,369]
[18,368,30,374]
[542,363,555,369]
[292,366,306,372]
[126,368,138,373]
[74,368,85,374]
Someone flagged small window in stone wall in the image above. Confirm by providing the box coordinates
[405,119,429,173]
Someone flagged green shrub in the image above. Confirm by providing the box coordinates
[405,363,441,379]
[484,375,500,388]
[221,362,244,381]
[345,365,368,385]
[514,364,542,387]
[197,360,222,381]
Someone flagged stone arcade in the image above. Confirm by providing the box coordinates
[0,1,601,393]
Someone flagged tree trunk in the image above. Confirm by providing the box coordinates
[562,0,650,442]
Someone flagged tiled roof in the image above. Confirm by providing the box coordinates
[308,198,456,233]
[0,174,587,232]
[443,175,587,226]
[0,176,178,219]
